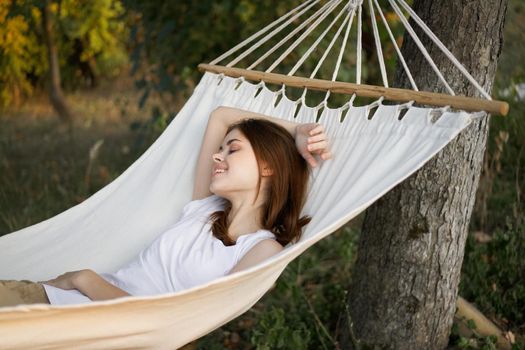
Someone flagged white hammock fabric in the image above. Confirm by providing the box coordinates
[0,71,475,349]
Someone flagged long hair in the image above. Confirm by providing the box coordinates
[209,118,312,247]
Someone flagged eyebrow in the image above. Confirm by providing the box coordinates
[218,138,242,151]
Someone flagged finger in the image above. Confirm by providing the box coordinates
[321,151,332,160]
[307,140,327,152]
[301,151,317,167]
[309,124,325,136]
[307,133,326,144]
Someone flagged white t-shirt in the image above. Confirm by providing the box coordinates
[43,194,277,305]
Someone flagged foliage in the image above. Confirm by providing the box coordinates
[56,0,129,88]
[449,320,500,350]
[494,0,525,89]
[0,1,43,107]
[473,0,525,232]
[124,0,312,118]
[459,220,525,337]
[472,91,525,233]
[462,1,525,343]
[0,0,128,107]
[250,306,313,349]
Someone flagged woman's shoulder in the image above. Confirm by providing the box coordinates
[229,230,283,273]
[181,194,226,217]
[255,229,277,240]
[234,230,279,253]
[246,233,282,251]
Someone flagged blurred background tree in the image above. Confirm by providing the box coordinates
[0,0,128,111]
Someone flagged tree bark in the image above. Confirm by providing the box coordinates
[338,0,508,349]
[42,0,73,124]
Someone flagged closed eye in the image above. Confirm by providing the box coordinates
[228,149,238,154]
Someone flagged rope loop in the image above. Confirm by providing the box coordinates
[440,105,451,113]
[470,111,487,120]
[300,91,308,106]
[340,93,357,111]
[301,87,308,99]
[315,99,327,111]
[374,95,385,107]
[324,90,332,102]
[278,83,287,100]
[216,73,225,86]
[349,93,357,106]
[255,80,265,89]
[397,100,415,111]
[234,76,245,84]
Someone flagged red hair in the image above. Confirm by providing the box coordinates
[209,118,312,247]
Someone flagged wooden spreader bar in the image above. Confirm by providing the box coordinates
[198,64,508,116]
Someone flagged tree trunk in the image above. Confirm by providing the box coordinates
[41,0,73,124]
[338,0,508,349]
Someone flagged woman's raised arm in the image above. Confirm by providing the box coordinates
[192,106,331,201]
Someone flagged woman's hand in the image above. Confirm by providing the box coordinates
[295,123,332,167]
[38,269,89,290]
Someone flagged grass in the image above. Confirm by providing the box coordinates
[0,77,523,348]
[0,75,164,235]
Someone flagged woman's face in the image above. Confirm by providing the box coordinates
[209,128,266,197]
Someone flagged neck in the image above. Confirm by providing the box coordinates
[225,193,267,239]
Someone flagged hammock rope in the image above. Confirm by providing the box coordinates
[228,0,328,68]
[386,0,455,95]
[206,0,506,114]
[247,0,330,70]
[267,0,343,73]
[209,0,319,66]
[294,0,354,105]
[373,0,418,90]
[288,0,350,77]
[395,0,492,100]
[368,0,388,87]
[357,3,362,84]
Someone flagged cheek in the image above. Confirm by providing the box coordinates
[245,157,261,178]
[230,156,260,182]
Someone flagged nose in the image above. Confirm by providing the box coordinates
[212,152,223,163]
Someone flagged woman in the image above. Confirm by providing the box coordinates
[0,106,332,307]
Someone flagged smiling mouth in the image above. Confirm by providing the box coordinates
[212,171,227,177]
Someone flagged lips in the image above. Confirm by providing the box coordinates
[212,168,227,177]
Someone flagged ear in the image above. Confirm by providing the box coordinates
[261,165,273,177]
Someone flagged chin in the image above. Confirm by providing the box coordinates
[209,184,224,196]
[210,188,225,196]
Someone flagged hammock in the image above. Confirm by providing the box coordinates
[0,1,507,349]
